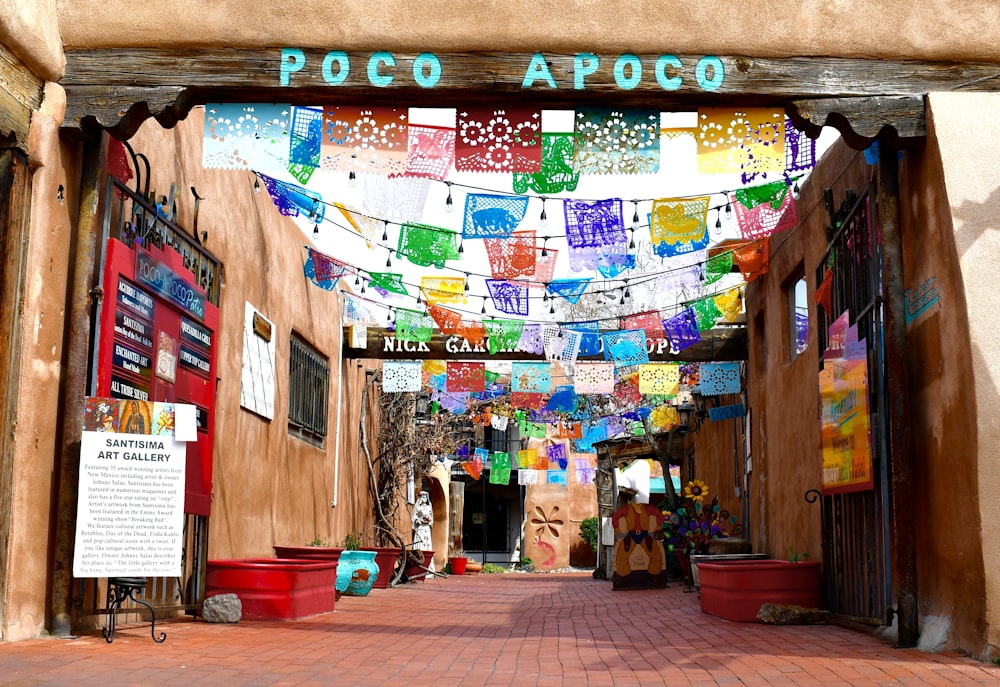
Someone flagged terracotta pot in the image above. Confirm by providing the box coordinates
[206,558,337,620]
[361,546,402,589]
[698,559,822,622]
[404,550,434,582]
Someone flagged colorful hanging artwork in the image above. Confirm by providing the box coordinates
[662,308,701,353]
[733,181,798,240]
[518,469,539,486]
[485,231,536,279]
[512,133,581,194]
[517,324,544,355]
[546,386,578,414]
[486,279,530,316]
[650,197,711,258]
[426,373,447,391]
[258,173,324,222]
[574,109,660,175]
[815,269,834,318]
[517,247,558,288]
[622,311,666,344]
[602,329,649,368]
[557,421,583,439]
[332,201,376,247]
[484,319,525,354]
[394,308,434,342]
[490,452,511,485]
[705,250,733,285]
[650,404,679,432]
[546,443,569,470]
[517,448,540,469]
[510,392,544,410]
[526,422,548,440]
[397,223,462,268]
[382,361,422,393]
[343,294,377,325]
[421,276,466,304]
[575,420,608,453]
[456,108,542,172]
[595,251,636,279]
[362,174,429,224]
[562,198,627,271]
[289,105,323,168]
[732,238,771,282]
[547,278,591,304]
[639,364,680,396]
[203,103,291,172]
[303,247,346,291]
[742,118,816,185]
[423,359,446,377]
[547,470,568,486]
[427,304,485,347]
[366,272,408,297]
[658,249,705,292]
[606,414,630,438]
[511,362,552,394]
[490,413,510,432]
[700,362,742,396]
[574,363,616,394]
[542,326,582,364]
[463,193,529,239]
[463,449,487,480]
[575,458,596,485]
[433,389,469,414]
[714,286,744,322]
[696,107,784,177]
[405,124,455,180]
[691,296,723,331]
[446,361,486,393]
[567,322,601,356]
[320,106,408,175]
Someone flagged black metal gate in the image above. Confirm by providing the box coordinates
[813,188,893,625]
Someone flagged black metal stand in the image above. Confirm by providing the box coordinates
[102,577,166,643]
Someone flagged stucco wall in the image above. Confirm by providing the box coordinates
[922,92,1000,658]
[0,0,63,80]
[55,1,1000,62]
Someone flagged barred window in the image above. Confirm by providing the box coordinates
[288,333,329,446]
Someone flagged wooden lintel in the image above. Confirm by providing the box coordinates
[0,43,44,150]
[59,48,1000,139]
[789,96,926,150]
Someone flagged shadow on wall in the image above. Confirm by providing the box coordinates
[950,183,1000,259]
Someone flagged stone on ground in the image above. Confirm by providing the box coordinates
[757,603,829,624]
[202,593,242,623]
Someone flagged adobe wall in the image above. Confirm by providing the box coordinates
[687,404,744,544]
[0,0,63,80]
[56,1,1000,62]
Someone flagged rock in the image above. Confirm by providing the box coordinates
[202,593,242,623]
[757,603,830,625]
[706,538,752,555]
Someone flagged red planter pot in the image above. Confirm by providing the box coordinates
[698,559,822,622]
[361,547,402,589]
[206,558,337,621]
[272,545,344,565]
[448,556,467,575]
[404,550,434,582]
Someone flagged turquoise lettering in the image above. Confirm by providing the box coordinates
[574,53,599,90]
[655,54,682,91]
[413,52,442,88]
[522,52,557,89]
[695,55,724,91]
[322,51,350,85]
[367,51,395,87]
[613,54,642,90]
[279,48,306,86]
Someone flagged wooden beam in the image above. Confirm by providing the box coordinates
[0,43,44,149]
[789,96,926,149]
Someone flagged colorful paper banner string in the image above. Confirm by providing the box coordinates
[456,108,542,173]
[650,404,679,432]
[405,124,455,180]
[602,329,649,368]
[421,276,466,304]
[463,193,529,239]
[432,389,469,414]
[486,279,530,316]
[510,391,544,410]
[462,452,485,480]
[511,362,552,394]
[595,250,635,279]
[558,421,583,439]
[544,470,565,486]
[289,105,323,168]
[662,308,701,353]
[303,247,346,291]
[445,361,486,393]
[574,109,660,175]
[574,363,616,394]
[714,286,744,322]
[320,106,408,175]
[546,443,569,470]
[398,223,462,268]
[394,308,435,342]
[562,198,627,271]
[621,311,666,344]
[382,361,422,393]
[362,174,429,224]
[733,181,798,240]
[427,304,485,346]
[490,414,509,432]
[512,133,581,195]
[526,422,547,439]
[575,458,596,485]
[489,451,511,485]
[517,448,540,469]
[650,196,711,258]
[484,319,525,355]
[518,469,539,486]
[732,238,771,282]
[343,294,377,325]
[542,327,582,365]
[367,272,408,297]
[567,322,601,356]
[258,173,324,222]
[485,230,536,279]
[575,420,608,453]
[657,249,704,292]
[639,364,680,396]
[546,386,578,414]
[696,107,784,176]
[705,250,734,285]
[815,269,834,318]
[699,362,742,396]
[742,117,815,185]
[426,373,446,391]
[606,414,630,438]
[203,103,291,171]
[547,278,591,304]
[691,296,723,332]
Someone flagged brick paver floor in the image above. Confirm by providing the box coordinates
[2,572,999,686]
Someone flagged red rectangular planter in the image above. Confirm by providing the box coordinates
[698,559,822,622]
[206,558,337,621]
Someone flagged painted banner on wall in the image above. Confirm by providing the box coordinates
[819,312,874,494]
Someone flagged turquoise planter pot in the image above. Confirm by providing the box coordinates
[336,550,379,596]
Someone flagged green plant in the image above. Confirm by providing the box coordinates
[306,536,329,547]
[518,556,534,571]
[993,656,1000,667]
[789,546,810,563]
[342,533,361,550]
[482,563,506,574]
[660,481,743,555]
[579,517,599,552]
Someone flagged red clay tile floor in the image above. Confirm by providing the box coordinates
[2,572,998,686]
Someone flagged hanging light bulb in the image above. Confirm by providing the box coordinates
[792,178,801,198]
[724,196,732,218]
[445,182,454,212]
[549,302,556,315]
[354,275,360,287]
[623,278,631,301]
[481,297,487,315]
[381,220,389,242]
[632,200,640,232]
[540,237,548,258]
[385,249,392,269]
[253,178,261,193]
[464,273,470,292]
[360,281,366,295]
[348,171,357,187]
[539,196,548,228]
[416,292,423,305]
[387,308,393,323]
[543,290,549,303]
[715,208,722,229]
[628,229,636,251]
[313,223,320,237]
[458,237,464,254]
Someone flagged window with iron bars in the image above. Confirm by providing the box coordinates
[288,333,329,446]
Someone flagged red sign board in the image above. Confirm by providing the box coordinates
[96,238,218,515]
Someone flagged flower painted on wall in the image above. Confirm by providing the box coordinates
[684,479,709,502]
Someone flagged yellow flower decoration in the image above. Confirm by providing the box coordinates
[684,479,709,502]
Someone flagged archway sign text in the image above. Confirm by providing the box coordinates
[279,49,725,92]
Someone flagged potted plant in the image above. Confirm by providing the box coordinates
[361,537,403,589]
[447,551,468,575]
[336,534,379,597]
[273,536,344,565]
